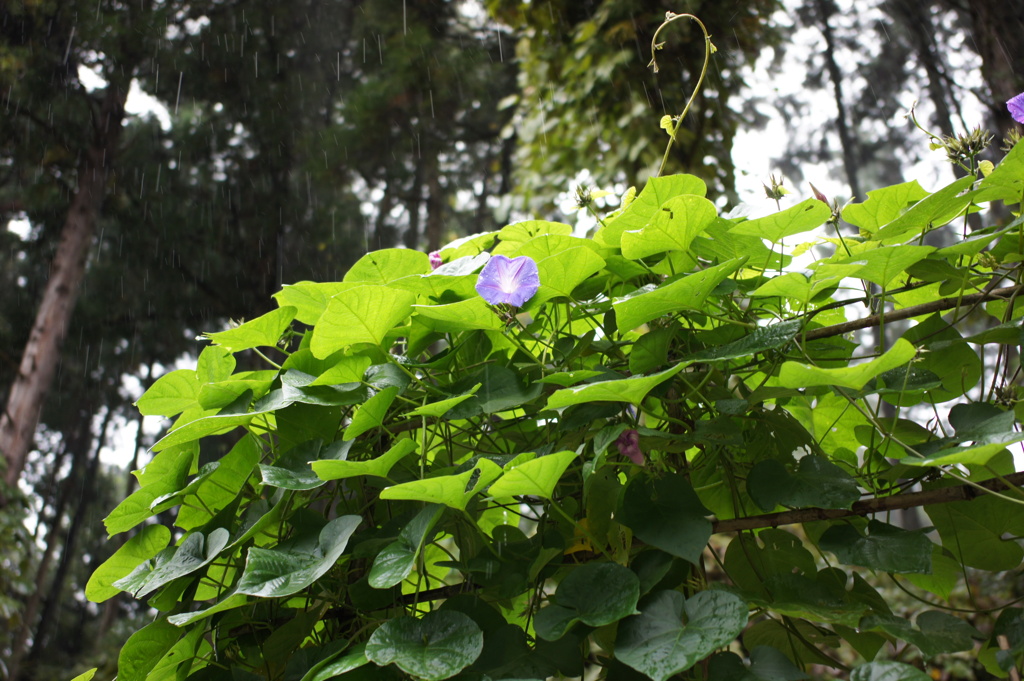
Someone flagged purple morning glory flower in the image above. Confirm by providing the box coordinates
[616,429,644,466]
[475,254,540,307]
[1008,92,1024,125]
[428,251,443,270]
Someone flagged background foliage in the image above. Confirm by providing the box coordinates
[2,1,1024,680]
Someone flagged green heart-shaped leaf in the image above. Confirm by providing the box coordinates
[534,562,640,640]
[616,590,748,681]
[366,611,483,681]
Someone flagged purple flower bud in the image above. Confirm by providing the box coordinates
[809,182,829,205]
[616,429,644,466]
[475,254,540,307]
[1008,92,1024,125]
[429,251,443,270]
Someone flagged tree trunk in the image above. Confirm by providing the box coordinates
[6,401,98,681]
[815,0,862,201]
[957,0,1024,140]
[24,408,110,675]
[0,82,129,504]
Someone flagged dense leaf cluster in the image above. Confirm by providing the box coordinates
[87,140,1024,680]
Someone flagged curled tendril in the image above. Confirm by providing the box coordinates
[648,12,717,177]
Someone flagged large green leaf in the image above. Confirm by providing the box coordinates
[599,174,708,247]
[861,611,979,658]
[259,439,350,490]
[842,180,930,233]
[407,384,481,418]
[114,528,229,598]
[344,386,400,440]
[620,194,718,259]
[117,618,181,681]
[487,450,576,499]
[311,285,416,356]
[365,611,484,681]
[690,320,801,362]
[534,562,640,640]
[819,520,932,574]
[617,473,711,564]
[379,458,502,510]
[730,198,831,242]
[136,369,200,417]
[273,281,359,325]
[104,446,195,535]
[312,439,417,481]
[203,306,297,352]
[835,245,934,287]
[616,590,748,681]
[236,516,360,598]
[546,363,687,410]
[612,258,746,331]
[86,524,171,602]
[870,176,976,243]
[926,495,1024,570]
[412,298,504,332]
[778,338,916,390]
[747,455,859,511]
[369,505,445,589]
[344,248,430,284]
[530,246,606,304]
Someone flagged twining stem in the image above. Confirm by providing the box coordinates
[649,12,716,178]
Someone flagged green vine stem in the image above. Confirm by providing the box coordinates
[648,11,717,177]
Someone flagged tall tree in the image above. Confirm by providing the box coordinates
[0,0,156,501]
[487,0,784,212]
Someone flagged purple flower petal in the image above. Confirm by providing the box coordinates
[475,254,540,307]
[616,429,644,466]
[429,251,443,270]
[1008,92,1024,125]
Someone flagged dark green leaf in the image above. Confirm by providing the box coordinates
[615,590,747,681]
[534,562,640,640]
[236,516,360,598]
[366,611,484,681]
[618,473,711,564]
[747,455,859,511]
[819,520,932,573]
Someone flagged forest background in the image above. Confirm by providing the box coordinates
[1,0,1023,679]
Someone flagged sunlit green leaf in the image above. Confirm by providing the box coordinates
[312,439,417,481]
[203,306,297,352]
[620,194,718,259]
[598,174,707,247]
[730,198,831,242]
[344,248,430,284]
[379,458,502,510]
[344,386,399,440]
[778,338,916,390]
[546,363,686,410]
[487,450,576,499]
[87,524,171,602]
[613,258,746,331]
[311,285,417,356]
[842,180,929,233]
